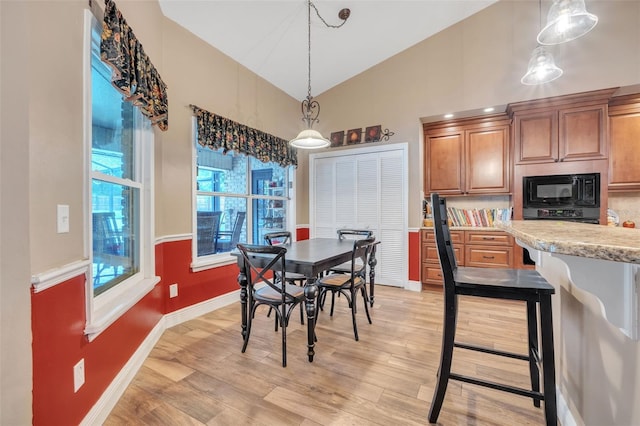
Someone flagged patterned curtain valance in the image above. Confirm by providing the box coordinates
[100,0,169,131]
[190,105,297,168]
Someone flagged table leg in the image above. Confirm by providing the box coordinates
[368,243,378,307]
[304,278,319,362]
[237,269,248,340]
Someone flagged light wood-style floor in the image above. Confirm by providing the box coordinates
[105,284,549,425]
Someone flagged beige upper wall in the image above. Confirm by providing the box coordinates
[310,0,640,226]
[17,0,299,271]
[158,16,299,235]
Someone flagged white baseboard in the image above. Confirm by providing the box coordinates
[81,318,166,426]
[164,289,240,328]
[81,290,240,424]
[557,387,576,426]
[404,280,422,292]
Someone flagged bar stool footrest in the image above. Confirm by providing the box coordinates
[449,372,545,401]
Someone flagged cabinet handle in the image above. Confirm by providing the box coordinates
[482,255,495,259]
[482,237,495,240]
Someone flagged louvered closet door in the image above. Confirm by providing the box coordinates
[310,146,407,288]
[313,158,336,238]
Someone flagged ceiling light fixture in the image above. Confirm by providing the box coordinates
[289,1,350,149]
[521,0,563,85]
[537,0,598,45]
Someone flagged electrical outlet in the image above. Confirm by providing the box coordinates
[169,283,178,298]
[73,359,85,392]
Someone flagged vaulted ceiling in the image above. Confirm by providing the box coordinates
[159,0,498,101]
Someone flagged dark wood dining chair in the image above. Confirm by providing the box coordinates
[327,228,374,274]
[428,193,557,425]
[315,237,376,341]
[264,231,306,324]
[236,243,306,367]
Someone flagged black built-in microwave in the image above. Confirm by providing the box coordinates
[523,173,600,221]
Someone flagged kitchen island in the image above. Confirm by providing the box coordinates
[499,220,640,426]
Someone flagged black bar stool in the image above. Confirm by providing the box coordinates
[428,193,557,425]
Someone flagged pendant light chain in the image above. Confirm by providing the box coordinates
[307,0,312,102]
[290,1,350,148]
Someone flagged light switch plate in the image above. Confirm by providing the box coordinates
[57,204,69,233]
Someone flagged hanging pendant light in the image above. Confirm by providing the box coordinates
[521,46,563,85]
[289,1,350,149]
[537,0,598,45]
[521,0,563,85]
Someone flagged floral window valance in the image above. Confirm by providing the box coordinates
[190,105,297,168]
[100,0,168,131]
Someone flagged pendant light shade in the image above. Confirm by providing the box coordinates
[521,46,563,85]
[290,128,330,149]
[289,1,350,149]
[537,0,598,45]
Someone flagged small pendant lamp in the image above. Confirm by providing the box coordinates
[537,0,598,45]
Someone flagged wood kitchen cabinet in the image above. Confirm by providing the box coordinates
[509,88,615,165]
[464,230,514,268]
[421,229,515,286]
[424,115,510,195]
[608,93,640,191]
[421,229,463,286]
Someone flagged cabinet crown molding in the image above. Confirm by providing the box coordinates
[507,87,618,116]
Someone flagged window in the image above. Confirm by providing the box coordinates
[193,143,291,264]
[84,10,157,338]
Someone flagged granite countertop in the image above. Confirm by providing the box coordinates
[498,220,640,265]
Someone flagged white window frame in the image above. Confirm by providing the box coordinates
[83,10,159,341]
[190,117,296,272]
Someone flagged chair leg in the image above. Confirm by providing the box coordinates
[526,300,541,407]
[330,291,337,316]
[242,303,257,353]
[351,288,359,341]
[428,293,458,424]
[281,305,287,367]
[361,286,372,324]
[539,295,557,426]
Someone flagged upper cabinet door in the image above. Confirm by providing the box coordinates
[513,110,558,164]
[465,125,510,194]
[560,104,608,162]
[608,98,640,191]
[426,131,464,195]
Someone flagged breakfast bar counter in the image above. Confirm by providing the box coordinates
[500,220,640,264]
[498,220,640,426]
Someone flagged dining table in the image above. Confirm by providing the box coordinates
[232,237,379,362]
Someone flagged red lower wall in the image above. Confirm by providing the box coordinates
[31,238,239,425]
[408,230,420,282]
[296,226,309,241]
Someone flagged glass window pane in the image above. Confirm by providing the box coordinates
[90,39,135,180]
[196,147,246,194]
[92,180,140,295]
[197,196,247,254]
[249,156,287,196]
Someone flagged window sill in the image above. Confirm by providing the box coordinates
[191,253,237,272]
[85,276,160,342]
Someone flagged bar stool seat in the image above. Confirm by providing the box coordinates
[428,193,557,426]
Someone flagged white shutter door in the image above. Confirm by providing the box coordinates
[356,155,378,232]
[313,158,335,238]
[310,145,407,289]
[377,151,405,287]
[335,158,356,230]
